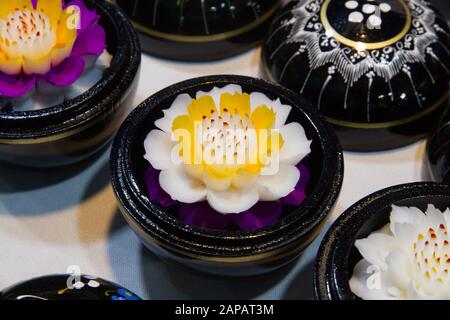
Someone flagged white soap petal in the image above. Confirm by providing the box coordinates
[279,122,311,165]
[389,205,425,235]
[424,204,446,227]
[197,84,242,109]
[159,166,207,203]
[95,50,113,69]
[256,164,300,201]
[143,129,176,170]
[154,93,192,133]
[272,98,292,128]
[349,259,398,300]
[66,67,103,100]
[206,188,259,214]
[249,92,273,113]
[354,233,396,270]
[385,251,411,293]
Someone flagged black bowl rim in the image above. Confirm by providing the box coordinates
[111,74,344,258]
[0,0,141,141]
[314,182,450,300]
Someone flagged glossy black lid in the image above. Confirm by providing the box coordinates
[427,107,450,183]
[262,0,450,151]
[116,0,281,61]
[117,0,279,37]
[0,275,141,300]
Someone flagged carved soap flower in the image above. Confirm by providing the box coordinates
[0,0,109,111]
[350,205,450,300]
[143,85,312,216]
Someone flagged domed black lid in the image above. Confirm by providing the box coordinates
[262,0,450,151]
[0,275,141,300]
[427,107,450,183]
[116,0,281,61]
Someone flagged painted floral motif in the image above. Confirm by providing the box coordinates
[0,0,109,111]
[350,205,450,300]
[109,289,141,301]
[268,0,449,121]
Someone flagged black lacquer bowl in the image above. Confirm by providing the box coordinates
[0,274,141,300]
[116,0,281,61]
[314,182,450,300]
[426,107,450,183]
[111,75,344,276]
[0,0,141,168]
[262,0,450,152]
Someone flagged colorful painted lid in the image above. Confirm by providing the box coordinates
[0,275,141,300]
[116,0,281,61]
[262,0,449,151]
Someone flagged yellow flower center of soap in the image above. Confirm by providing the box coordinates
[172,92,284,183]
[0,0,79,75]
[413,224,450,287]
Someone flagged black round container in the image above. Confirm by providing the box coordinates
[0,274,141,300]
[116,0,281,61]
[262,0,450,152]
[111,75,344,276]
[426,107,450,183]
[314,182,450,300]
[0,0,141,168]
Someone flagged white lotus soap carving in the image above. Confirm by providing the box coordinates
[350,205,450,300]
[143,84,312,214]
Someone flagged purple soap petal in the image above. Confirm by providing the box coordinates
[0,73,36,98]
[280,163,310,206]
[179,203,230,230]
[71,24,106,58]
[44,57,85,87]
[66,0,101,35]
[233,202,283,231]
[144,167,176,208]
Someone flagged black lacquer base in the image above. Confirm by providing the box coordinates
[314,183,450,300]
[116,0,280,61]
[111,75,343,276]
[426,107,450,183]
[0,275,141,300]
[0,0,141,168]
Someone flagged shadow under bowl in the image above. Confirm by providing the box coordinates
[110,75,344,276]
[314,182,450,300]
[0,274,141,300]
[0,0,141,168]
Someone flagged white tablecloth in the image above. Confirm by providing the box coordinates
[0,48,432,299]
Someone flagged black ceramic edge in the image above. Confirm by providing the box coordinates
[111,74,344,259]
[0,0,141,140]
[314,182,450,300]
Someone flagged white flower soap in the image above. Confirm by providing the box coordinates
[350,205,450,300]
[143,84,312,215]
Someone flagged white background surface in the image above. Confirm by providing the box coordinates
[0,49,431,299]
